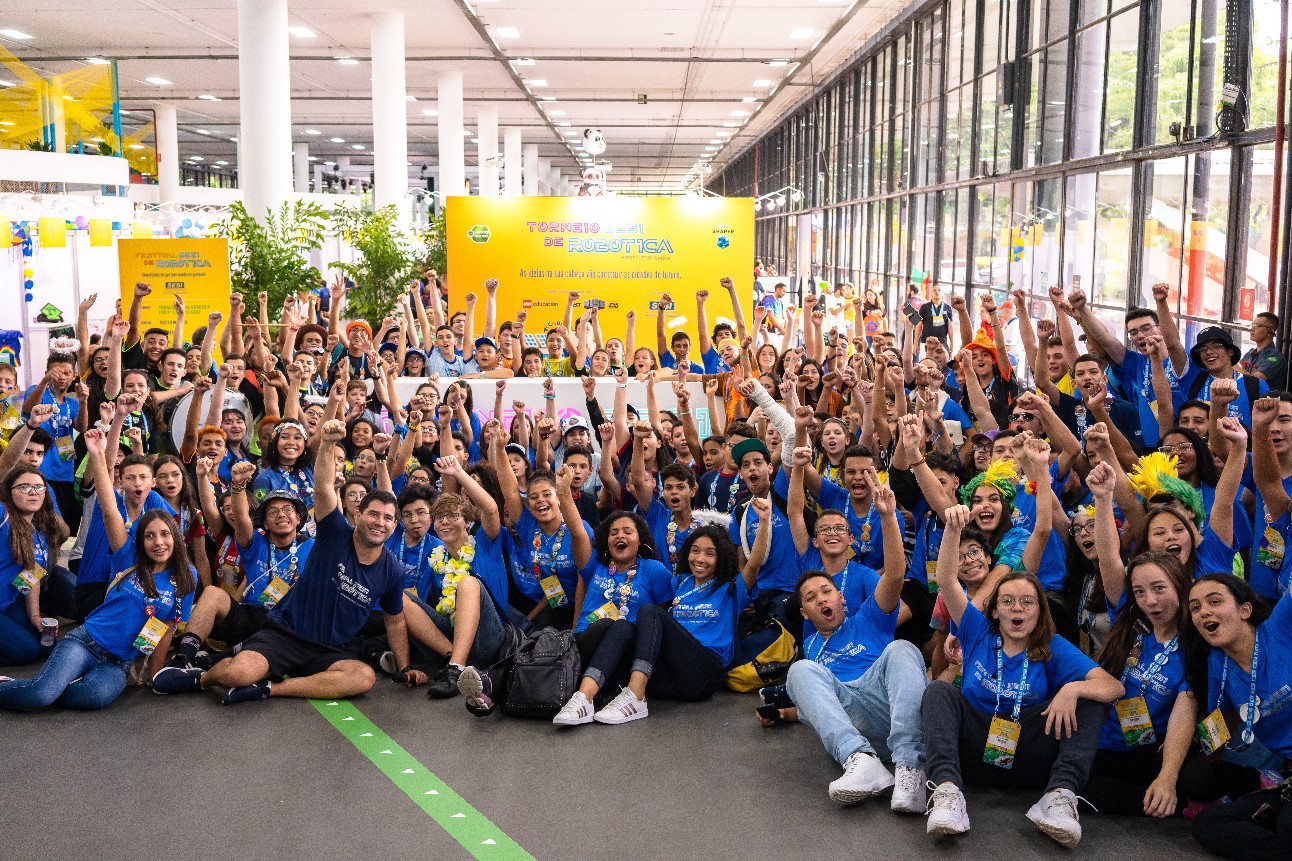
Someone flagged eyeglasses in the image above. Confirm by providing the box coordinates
[13,483,46,495]
[1071,521,1096,536]
[1156,443,1191,455]
[997,596,1039,609]
[958,546,986,563]
[973,443,992,452]
[1009,412,1035,423]
[815,524,851,536]
[433,513,465,524]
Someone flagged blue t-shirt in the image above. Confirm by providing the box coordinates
[659,352,705,374]
[240,532,314,608]
[1175,366,1267,427]
[251,464,316,516]
[1195,525,1237,579]
[385,530,439,593]
[993,525,1031,573]
[700,347,730,375]
[512,509,594,607]
[1112,351,1179,449]
[670,574,751,667]
[82,548,194,661]
[939,395,973,430]
[0,518,47,614]
[1010,484,1067,591]
[1098,631,1189,751]
[641,499,698,573]
[908,507,943,587]
[697,470,741,513]
[1241,457,1292,598]
[575,557,674,633]
[729,495,799,592]
[798,547,881,639]
[270,508,404,648]
[77,491,176,587]
[23,386,78,483]
[428,350,465,378]
[958,602,1097,716]
[816,478,887,571]
[1205,596,1292,758]
[1199,482,1254,553]
[802,594,899,684]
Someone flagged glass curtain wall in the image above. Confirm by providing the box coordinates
[716,0,1287,351]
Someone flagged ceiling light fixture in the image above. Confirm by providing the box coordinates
[198,93,220,101]
[85,57,111,65]
[304,129,321,135]
[731,110,749,116]
[767,59,791,67]
[351,144,364,149]
[330,137,345,143]
[145,76,172,86]
[422,108,439,116]
[0,80,15,87]
[189,155,204,161]
[541,96,557,102]
[495,26,520,38]
[229,136,238,142]
[790,28,815,39]
[215,160,229,165]
[286,26,317,38]
[548,110,566,116]
[196,129,211,135]
[753,79,772,87]
[0,29,34,40]
[335,56,360,65]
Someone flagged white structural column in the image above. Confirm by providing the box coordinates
[293,142,309,193]
[548,166,562,196]
[537,158,550,194]
[237,0,293,217]
[437,71,465,197]
[155,104,180,203]
[476,106,498,197]
[503,128,522,196]
[523,144,539,196]
[370,11,408,215]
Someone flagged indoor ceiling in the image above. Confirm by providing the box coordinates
[0,0,915,192]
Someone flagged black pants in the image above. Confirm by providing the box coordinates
[1084,746,1265,816]
[576,619,632,701]
[1192,789,1292,861]
[50,480,80,537]
[895,579,935,648]
[922,679,1104,793]
[633,603,724,702]
[73,582,108,621]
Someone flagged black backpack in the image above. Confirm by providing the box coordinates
[501,627,583,719]
[1187,371,1261,407]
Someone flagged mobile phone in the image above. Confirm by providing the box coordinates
[756,704,781,721]
[903,302,921,326]
[585,298,606,310]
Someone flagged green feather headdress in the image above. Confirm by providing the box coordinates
[959,458,1019,507]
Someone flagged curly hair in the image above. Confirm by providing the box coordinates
[674,524,740,587]
[593,510,658,564]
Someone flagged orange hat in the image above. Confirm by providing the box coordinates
[345,320,372,339]
[964,323,997,357]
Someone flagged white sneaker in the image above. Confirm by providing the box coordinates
[593,688,649,725]
[552,691,596,726]
[891,766,928,813]
[827,751,895,804]
[926,781,970,835]
[1026,788,1084,848]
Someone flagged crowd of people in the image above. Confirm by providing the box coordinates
[0,269,1289,858]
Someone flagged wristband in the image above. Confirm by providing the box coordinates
[375,454,388,462]
[543,394,556,400]
[230,482,248,494]
[617,384,628,389]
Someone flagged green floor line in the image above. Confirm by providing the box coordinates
[310,698,535,861]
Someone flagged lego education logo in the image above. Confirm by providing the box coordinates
[467,225,492,243]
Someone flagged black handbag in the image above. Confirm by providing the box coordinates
[500,627,583,719]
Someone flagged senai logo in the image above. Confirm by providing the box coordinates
[467,224,492,243]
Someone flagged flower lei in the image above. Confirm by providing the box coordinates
[432,537,477,616]
[604,560,638,618]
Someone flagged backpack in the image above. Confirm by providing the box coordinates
[501,627,583,719]
[1187,371,1261,408]
[732,484,815,556]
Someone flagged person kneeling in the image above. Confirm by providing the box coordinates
[785,478,929,814]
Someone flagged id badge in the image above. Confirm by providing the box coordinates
[1197,707,1232,756]
[984,716,1021,769]
[1114,696,1157,747]
[258,576,291,608]
[1256,524,1286,569]
[931,314,944,327]
[55,434,75,462]
[585,601,621,624]
[132,616,170,656]
[11,564,46,596]
[540,574,569,608]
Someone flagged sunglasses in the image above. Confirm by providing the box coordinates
[1009,412,1036,423]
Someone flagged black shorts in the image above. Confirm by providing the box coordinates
[74,582,108,620]
[211,601,269,647]
[239,618,358,679]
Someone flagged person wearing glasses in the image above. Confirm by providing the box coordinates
[1239,311,1288,392]
[923,501,1124,847]
[0,467,68,665]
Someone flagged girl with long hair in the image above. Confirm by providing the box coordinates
[0,467,70,664]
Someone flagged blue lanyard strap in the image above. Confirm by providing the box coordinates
[1122,633,1178,691]
[537,524,567,574]
[806,631,836,667]
[266,539,300,581]
[993,636,1030,722]
[405,532,430,573]
[1216,630,1261,748]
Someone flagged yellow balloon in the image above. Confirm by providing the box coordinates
[23,267,33,278]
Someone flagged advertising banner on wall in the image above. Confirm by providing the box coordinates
[117,237,231,351]
[446,196,754,348]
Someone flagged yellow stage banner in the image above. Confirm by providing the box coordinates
[117,238,231,350]
[446,196,754,348]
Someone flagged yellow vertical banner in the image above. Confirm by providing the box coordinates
[132,221,153,239]
[38,217,66,248]
[0,219,8,245]
[446,196,754,346]
[88,218,113,247]
[116,238,231,350]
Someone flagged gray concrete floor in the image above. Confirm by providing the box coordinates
[0,672,1215,861]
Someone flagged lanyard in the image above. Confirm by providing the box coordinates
[993,636,1030,722]
[33,531,47,568]
[533,523,567,577]
[707,472,739,511]
[604,560,638,614]
[405,532,431,575]
[670,576,714,610]
[1216,629,1261,749]
[266,538,301,582]
[806,629,843,668]
[1122,633,1178,691]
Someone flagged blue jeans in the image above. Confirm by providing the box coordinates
[0,627,129,711]
[410,576,509,666]
[787,639,928,769]
[0,600,45,665]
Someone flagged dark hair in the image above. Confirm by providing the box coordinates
[1125,308,1159,326]
[1257,311,1280,328]
[1097,551,1190,678]
[725,421,757,441]
[340,476,371,507]
[446,380,475,413]
[464,461,505,522]
[983,571,1056,661]
[344,416,378,459]
[0,467,68,570]
[659,463,697,487]
[841,444,877,467]
[670,331,690,345]
[396,482,436,511]
[1159,426,1217,485]
[793,568,835,600]
[143,327,169,339]
[159,347,187,365]
[358,489,398,513]
[1177,399,1210,416]
[925,451,959,477]
[436,324,454,336]
[45,351,76,370]
[563,444,593,464]
[120,453,153,475]
[25,428,54,456]
[151,455,198,526]
[593,510,658,563]
[117,510,195,602]
[1073,353,1103,371]
[1131,507,1199,574]
[526,469,557,492]
[263,421,308,470]
[675,525,740,588]
[517,346,544,377]
[1184,573,1275,694]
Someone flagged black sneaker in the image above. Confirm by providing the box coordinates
[221,680,272,705]
[427,665,462,699]
[151,665,203,695]
[457,666,496,716]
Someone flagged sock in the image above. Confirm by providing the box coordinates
[172,632,202,665]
